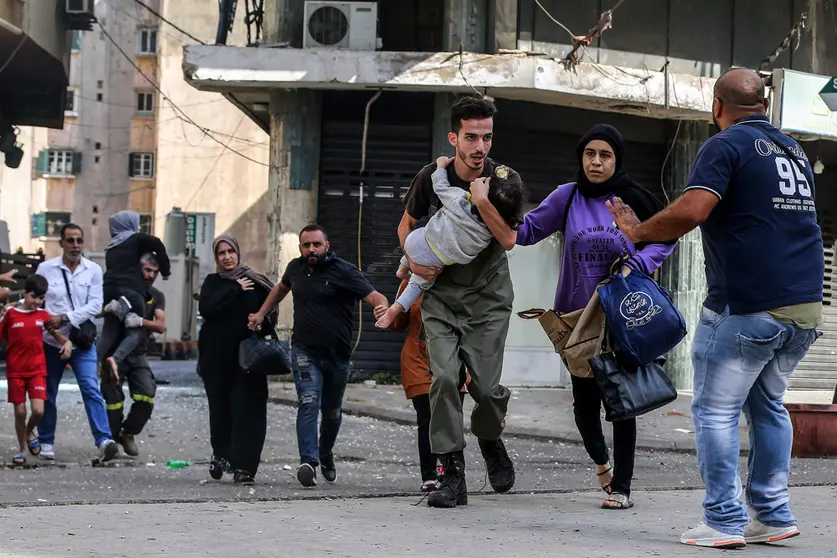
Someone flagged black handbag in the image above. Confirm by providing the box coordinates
[589,341,677,422]
[60,269,97,351]
[238,312,291,376]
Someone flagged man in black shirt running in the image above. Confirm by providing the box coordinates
[248,224,389,487]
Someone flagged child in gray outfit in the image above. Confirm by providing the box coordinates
[375,156,525,329]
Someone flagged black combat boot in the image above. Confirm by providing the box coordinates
[478,437,515,493]
[427,451,467,508]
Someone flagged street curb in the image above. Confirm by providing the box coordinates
[267,392,749,455]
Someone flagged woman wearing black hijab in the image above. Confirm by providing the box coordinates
[517,124,677,509]
[198,234,275,486]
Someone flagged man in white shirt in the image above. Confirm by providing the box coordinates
[36,224,118,462]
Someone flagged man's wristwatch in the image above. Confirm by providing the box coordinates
[60,314,69,325]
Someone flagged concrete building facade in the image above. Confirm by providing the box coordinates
[21,0,268,268]
[0,0,76,252]
[183,0,837,389]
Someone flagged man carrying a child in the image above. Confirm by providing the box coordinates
[396,95,523,508]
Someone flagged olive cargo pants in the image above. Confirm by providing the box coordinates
[421,244,514,454]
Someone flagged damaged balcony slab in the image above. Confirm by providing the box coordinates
[183,46,716,121]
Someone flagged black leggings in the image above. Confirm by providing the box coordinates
[412,391,466,482]
[98,287,146,364]
[571,374,637,496]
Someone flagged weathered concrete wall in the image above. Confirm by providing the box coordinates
[156,0,269,271]
[660,121,711,389]
[520,0,818,78]
[184,47,716,122]
[267,89,321,333]
[444,0,489,51]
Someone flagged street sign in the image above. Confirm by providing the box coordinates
[184,212,215,282]
[820,77,837,111]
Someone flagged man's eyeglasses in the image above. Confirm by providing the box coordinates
[63,237,84,245]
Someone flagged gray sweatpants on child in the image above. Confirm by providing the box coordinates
[397,227,444,310]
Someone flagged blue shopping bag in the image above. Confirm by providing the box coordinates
[596,267,687,367]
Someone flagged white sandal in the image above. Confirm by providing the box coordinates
[602,492,634,510]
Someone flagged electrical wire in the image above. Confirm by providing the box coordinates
[351,90,382,357]
[457,45,486,98]
[131,0,207,44]
[97,21,268,167]
[659,71,685,205]
[532,0,576,39]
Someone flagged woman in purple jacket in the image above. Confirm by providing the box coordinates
[517,124,676,510]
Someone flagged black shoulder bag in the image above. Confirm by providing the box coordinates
[60,269,98,351]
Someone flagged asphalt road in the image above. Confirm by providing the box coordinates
[0,360,835,507]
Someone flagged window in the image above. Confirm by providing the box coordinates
[64,90,76,114]
[94,142,101,150]
[36,150,81,176]
[71,31,82,52]
[139,214,153,234]
[97,80,103,89]
[129,153,154,178]
[138,28,158,54]
[136,92,154,114]
[96,93,103,101]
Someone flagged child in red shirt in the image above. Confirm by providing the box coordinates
[0,275,72,465]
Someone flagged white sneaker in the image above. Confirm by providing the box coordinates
[680,522,746,549]
[98,439,119,462]
[39,443,55,460]
[744,518,800,544]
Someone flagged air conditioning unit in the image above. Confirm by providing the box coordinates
[303,1,378,50]
[64,0,96,30]
[65,0,94,14]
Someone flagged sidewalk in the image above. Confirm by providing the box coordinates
[268,382,834,454]
[3,487,836,557]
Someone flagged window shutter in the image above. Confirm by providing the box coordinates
[72,152,82,175]
[37,150,48,175]
[128,153,135,177]
[149,154,155,177]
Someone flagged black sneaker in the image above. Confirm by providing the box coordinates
[427,451,467,508]
[209,455,231,480]
[478,437,515,493]
[320,454,337,483]
[119,432,139,457]
[233,470,255,486]
[297,462,318,487]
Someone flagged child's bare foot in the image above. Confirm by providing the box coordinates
[375,303,405,329]
[435,156,454,169]
[396,264,411,280]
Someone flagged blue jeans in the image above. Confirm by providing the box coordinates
[291,347,351,465]
[691,306,820,535]
[40,344,113,447]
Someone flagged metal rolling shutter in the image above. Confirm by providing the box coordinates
[791,194,837,390]
[491,127,667,205]
[317,92,433,377]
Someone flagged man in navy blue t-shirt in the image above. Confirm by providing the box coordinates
[608,67,823,549]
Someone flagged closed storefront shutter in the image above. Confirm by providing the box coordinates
[791,184,837,390]
[317,92,434,376]
[491,126,667,206]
